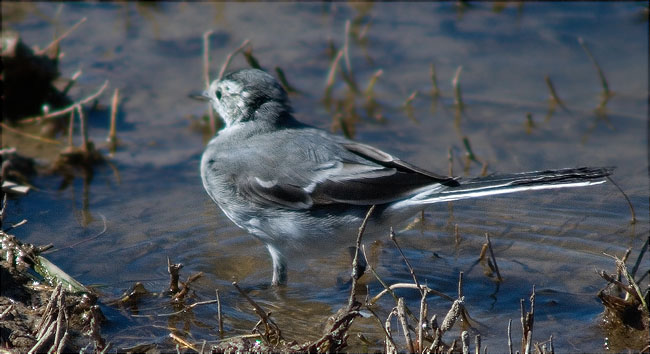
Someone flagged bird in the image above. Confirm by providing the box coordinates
[199,68,612,285]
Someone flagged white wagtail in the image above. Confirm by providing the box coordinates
[199,68,612,285]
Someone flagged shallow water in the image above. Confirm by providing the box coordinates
[3,2,648,352]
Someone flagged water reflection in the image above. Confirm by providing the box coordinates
[3,2,648,352]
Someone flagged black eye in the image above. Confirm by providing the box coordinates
[215,89,222,100]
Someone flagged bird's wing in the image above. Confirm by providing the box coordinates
[234,131,458,210]
[339,140,459,183]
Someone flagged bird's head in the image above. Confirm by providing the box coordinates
[203,69,292,127]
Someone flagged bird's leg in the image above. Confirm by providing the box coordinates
[267,244,287,285]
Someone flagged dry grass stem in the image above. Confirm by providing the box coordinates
[61,69,83,96]
[448,338,457,354]
[385,309,397,354]
[0,305,13,320]
[202,30,217,135]
[364,69,383,97]
[452,65,464,110]
[544,75,569,113]
[343,19,352,73]
[519,286,536,354]
[243,47,263,70]
[0,122,61,145]
[167,257,183,294]
[431,63,440,96]
[108,88,119,149]
[232,281,282,344]
[172,272,203,302]
[76,104,88,153]
[448,147,454,177]
[461,330,470,354]
[507,318,513,354]
[157,299,219,317]
[578,37,611,96]
[19,80,109,124]
[612,254,647,310]
[366,306,396,353]
[417,295,427,352]
[67,111,75,147]
[478,243,488,262]
[390,228,422,291]
[28,321,56,354]
[274,67,299,94]
[216,289,224,338]
[605,176,636,224]
[169,332,198,352]
[325,49,344,95]
[630,235,649,279]
[36,17,87,56]
[349,205,375,307]
[369,283,454,305]
[29,283,72,354]
[397,298,415,353]
[202,30,214,88]
[485,233,503,282]
[404,90,418,106]
[461,136,488,175]
[217,39,251,81]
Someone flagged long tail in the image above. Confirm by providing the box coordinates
[411,166,614,204]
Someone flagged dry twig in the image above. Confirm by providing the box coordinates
[36,17,87,56]
[19,80,109,124]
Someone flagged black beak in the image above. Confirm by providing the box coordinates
[189,90,210,101]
